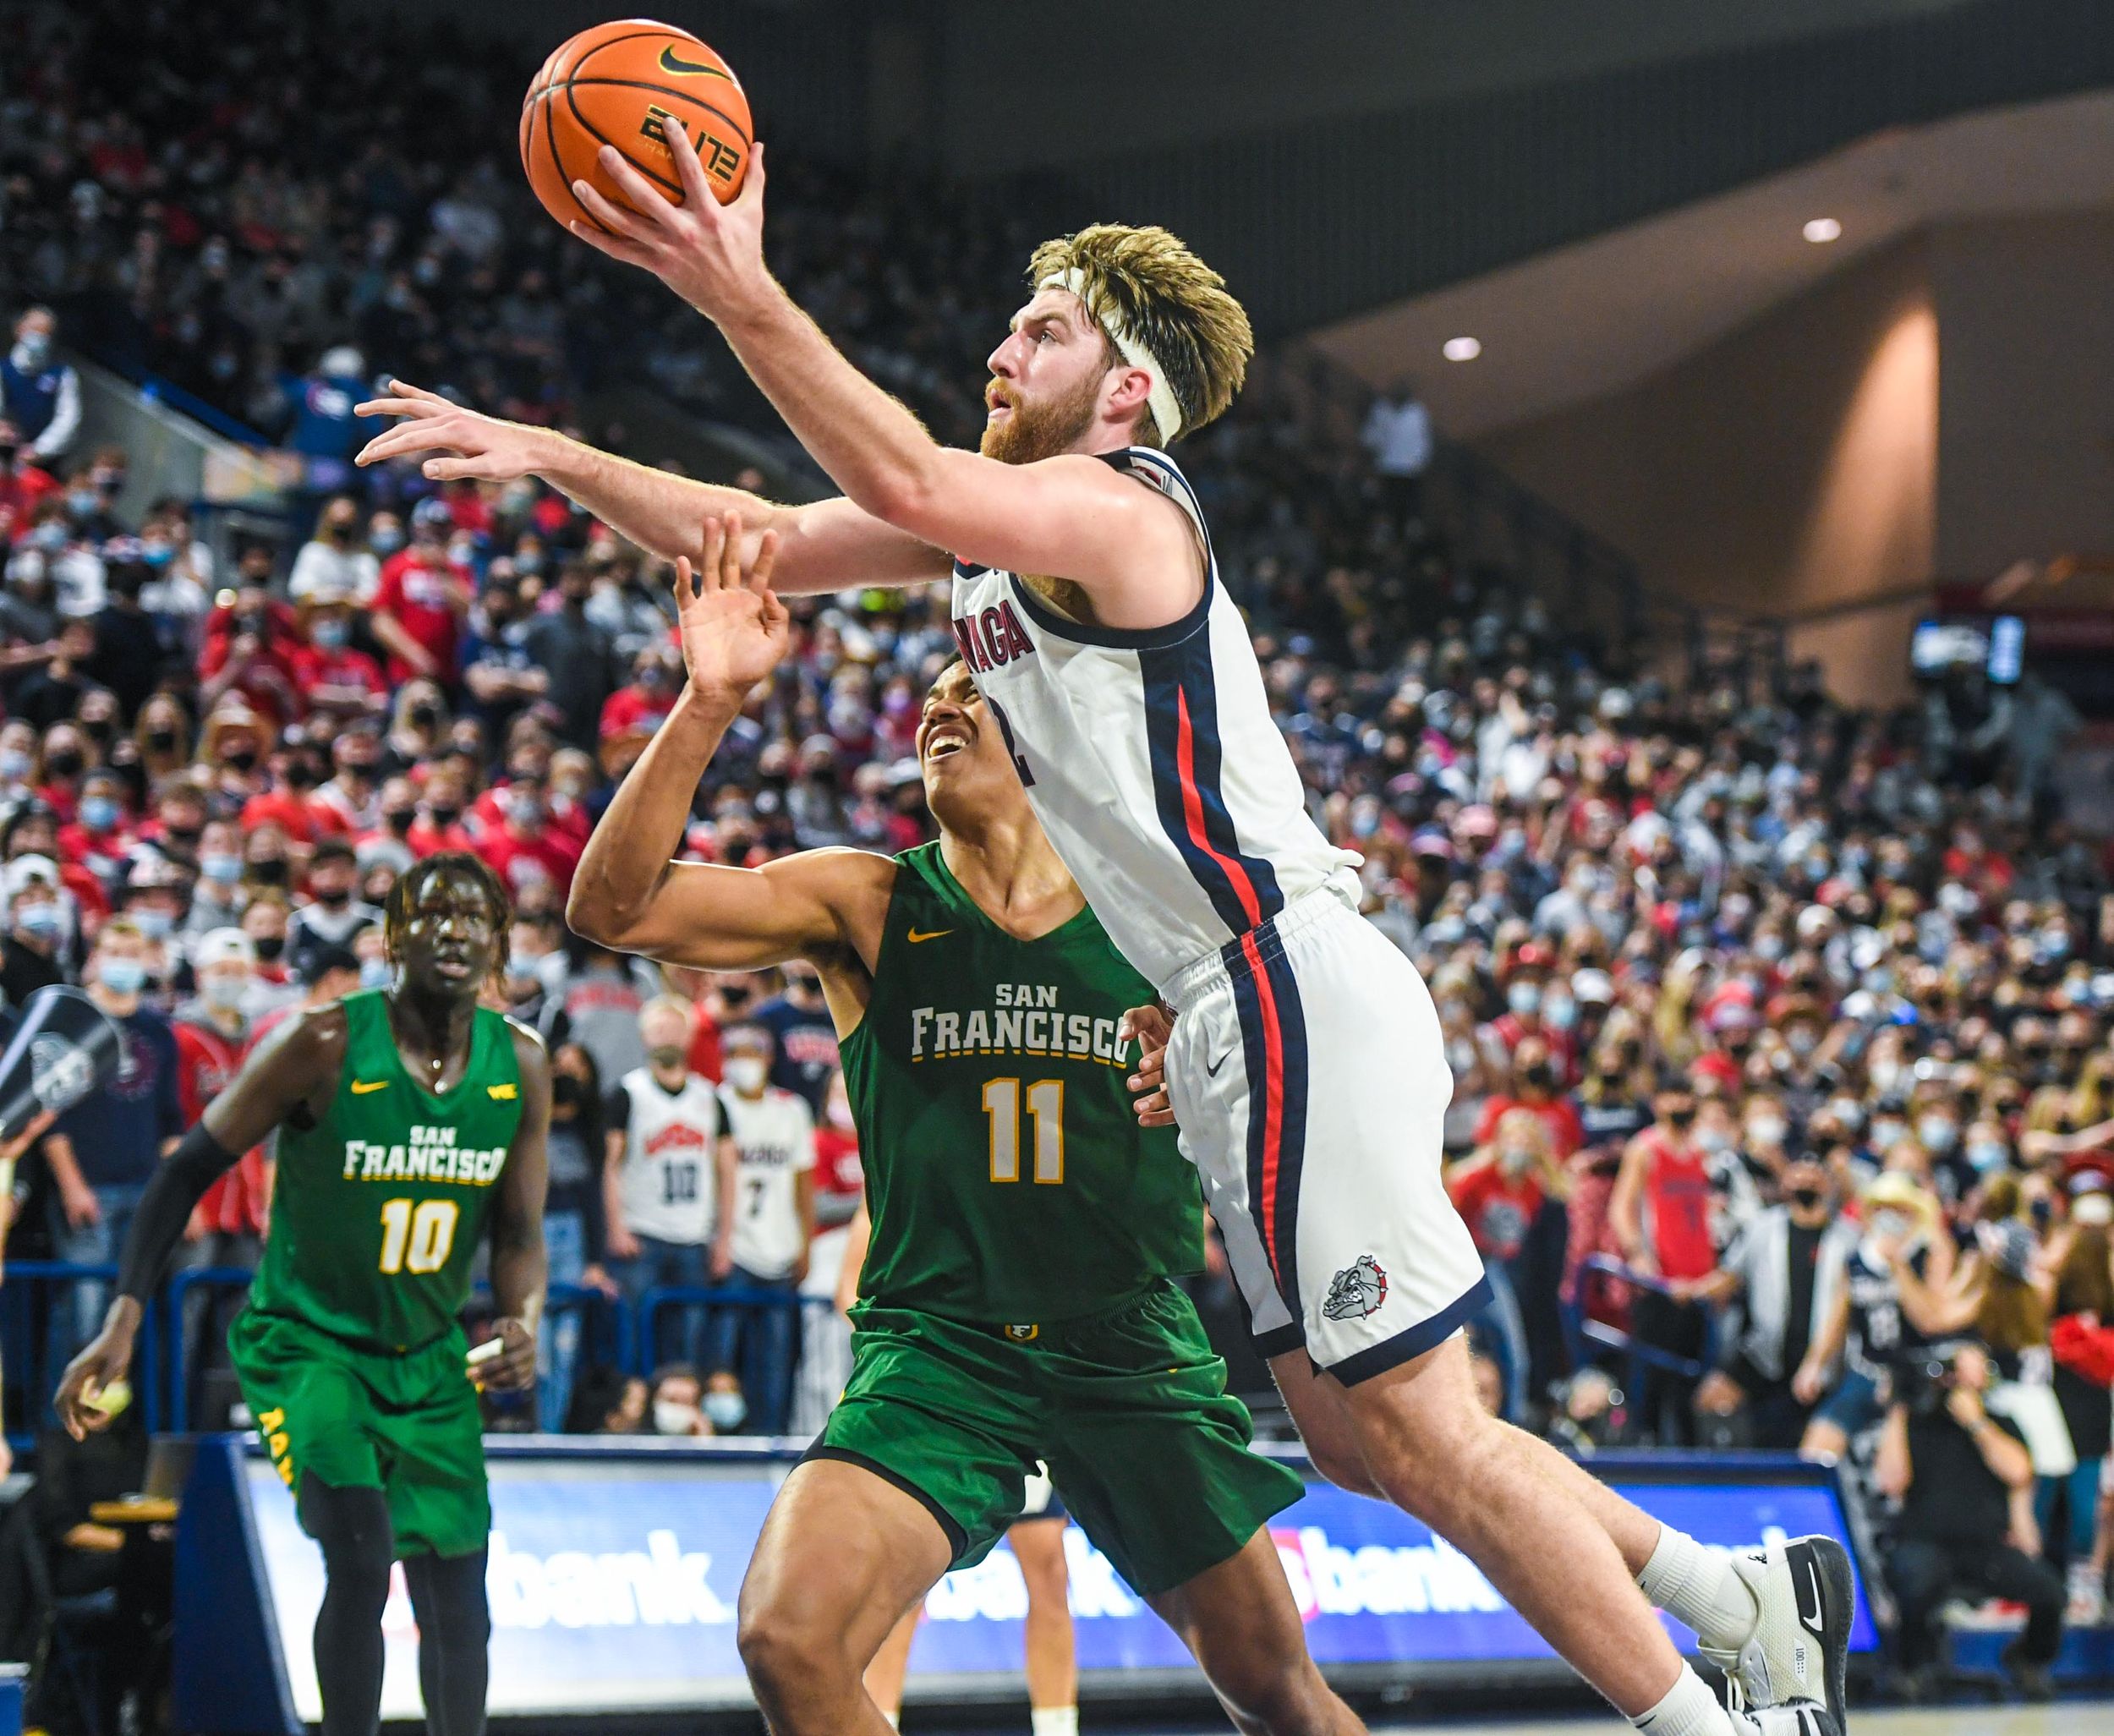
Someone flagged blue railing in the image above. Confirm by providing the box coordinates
[1564,1254,1720,1382]
[1,1262,819,1446]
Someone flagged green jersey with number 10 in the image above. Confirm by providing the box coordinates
[245,990,524,1353]
[841,842,1202,1323]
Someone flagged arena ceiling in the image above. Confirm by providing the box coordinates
[1309,86,2114,436]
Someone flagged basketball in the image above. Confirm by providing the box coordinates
[520,19,752,235]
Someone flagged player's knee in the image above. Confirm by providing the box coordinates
[1301,1434,1381,1499]
[735,1594,837,1700]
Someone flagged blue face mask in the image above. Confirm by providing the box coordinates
[201,852,243,885]
[312,619,350,649]
[17,903,60,937]
[370,528,404,555]
[131,908,173,941]
[703,1391,748,1432]
[99,957,147,995]
[79,796,121,832]
[18,332,51,367]
[0,749,30,781]
[359,959,393,990]
[66,490,100,519]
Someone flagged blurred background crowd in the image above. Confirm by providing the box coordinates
[2,0,2112,1699]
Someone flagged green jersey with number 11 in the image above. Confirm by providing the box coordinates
[841,842,1202,1323]
[245,990,524,1353]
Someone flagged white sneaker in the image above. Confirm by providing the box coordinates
[1703,1535,1854,1732]
[1735,1703,1840,1736]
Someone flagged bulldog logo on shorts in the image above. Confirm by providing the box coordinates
[1323,1254,1388,1321]
[30,1035,95,1114]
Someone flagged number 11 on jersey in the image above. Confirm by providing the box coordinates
[983,1077,1064,1183]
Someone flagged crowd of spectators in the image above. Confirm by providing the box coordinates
[3,0,2113,1697]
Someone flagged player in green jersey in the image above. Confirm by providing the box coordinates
[569,516,1363,1736]
[57,853,551,1736]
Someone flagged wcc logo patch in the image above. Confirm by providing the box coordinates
[1323,1255,1389,1322]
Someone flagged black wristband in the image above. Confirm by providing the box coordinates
[115,1122,243,1302]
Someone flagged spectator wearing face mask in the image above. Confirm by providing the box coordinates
[288,496,381,607]
[749,964,841,1119]
[606,1000,737,1367]
[540,1041,616,1434]
[119,857,188,994]
[1609,1087,1722,1444]
[371,497,472,686]
[1796,1172,1969,1461]
[1877,1339,2063,1701]
[0,855,69,1006]
[1481,943,1576,1080]
[600,647,682,747]
[470,769,579,901]
[524,560,622,753]
[1695,1155,1858,1448]
[1449,1107,1571,1419]
[184,819,249,939]
[2,308,80,463]
[41,919,183,1368]
[285,837,381,982]
[290,580,388,721]
[1473,1035,1584,1160]
[646,1364,709,1438]
[56,766,133,887]
[709,1023,817,1436]
[170,928,270,1425]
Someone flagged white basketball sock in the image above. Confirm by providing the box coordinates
[1030,1709,1078,1736]
[1632,1662,1737,1736]
[1636,1524,1759,1653]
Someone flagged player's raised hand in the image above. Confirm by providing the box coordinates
[352,380,560,481]
[674,512,789,702]
[1120,1001,1177,1129]
[567,130,769,326]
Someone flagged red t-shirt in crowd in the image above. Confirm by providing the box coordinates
[1472,1093,1584,1158]
[1449,1161,1544,1262]
[173,1014,269,1235]
[686,1006,723,1084]
[241,787,322,846]
[289,643,389,711]
[471,825,580,900]
[374,550,469,683]
[600,685,676,742]
[812,1125,863,1217]
[1635,1129,1717,1282]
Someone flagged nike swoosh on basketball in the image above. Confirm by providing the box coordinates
[658,45,729,77]
[906,928,953,944]
[350,1079,390,1094]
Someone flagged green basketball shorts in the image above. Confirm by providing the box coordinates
[228,1307,490,1558]
[808,1279,1304,1597]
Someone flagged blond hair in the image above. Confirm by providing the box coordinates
[1027,224,1252,446]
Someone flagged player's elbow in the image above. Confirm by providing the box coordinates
[564,875,640,951]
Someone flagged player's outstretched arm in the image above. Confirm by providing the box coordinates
[567,515,896,971]
[53,1007,345,1438]
[565,132,1198,620]
[352,381,949,597]
[481,1027,553,1393]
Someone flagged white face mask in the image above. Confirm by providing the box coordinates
[652,1400,699,1437]
[725,1055,767,1093]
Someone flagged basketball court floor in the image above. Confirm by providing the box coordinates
[1340,1710,2114,1736]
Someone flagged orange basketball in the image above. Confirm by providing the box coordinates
[520,19,752,236]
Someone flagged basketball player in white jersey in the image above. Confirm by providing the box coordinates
[355,127,1851,1736]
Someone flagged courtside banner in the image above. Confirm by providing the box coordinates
[215,1444,1877,1720]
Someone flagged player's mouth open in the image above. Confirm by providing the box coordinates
[926,725,970,759]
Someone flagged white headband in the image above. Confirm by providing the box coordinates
[1040,267,1184,443]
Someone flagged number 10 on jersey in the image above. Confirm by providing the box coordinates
[983,1077,1064,1183]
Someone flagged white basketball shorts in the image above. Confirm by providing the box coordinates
[1158,877,1490,1382]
